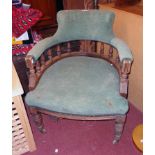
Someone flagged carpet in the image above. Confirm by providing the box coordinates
[24,104,143,155]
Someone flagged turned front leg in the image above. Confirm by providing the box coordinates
[30,107,46,133]
[113,115,126,144]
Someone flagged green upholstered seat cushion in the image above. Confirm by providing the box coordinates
[25,56,128,116]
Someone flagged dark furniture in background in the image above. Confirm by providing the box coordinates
[22,0,63,29]
[18,0,141,29]
[22,0,107,29]
[63,0,96,9]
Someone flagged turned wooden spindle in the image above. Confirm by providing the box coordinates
[40,54,45,66]
[81,40,95,53]
[108,46,113,58]
[116,55,120,63]
[57,45,61,57]
[25,55,37,90]
[36,61,41,77]
[29,63,36,78]
[100,43,104,56]
[67,42,71,52]
[80,41,85,52]
[90,41,96,53]
[47,49,52,61]
[86,41,91,53]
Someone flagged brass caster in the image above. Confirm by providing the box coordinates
[112,139,119,144]
[38,126,47,134]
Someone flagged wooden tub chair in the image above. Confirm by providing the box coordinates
[25,10,133,144]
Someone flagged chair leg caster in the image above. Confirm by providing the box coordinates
[38,126,47,133]
[112,139,119,144]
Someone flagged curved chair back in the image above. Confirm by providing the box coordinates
[55,10,115,43]
[28,10,115,60]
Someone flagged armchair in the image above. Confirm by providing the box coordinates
[25,10,133,144]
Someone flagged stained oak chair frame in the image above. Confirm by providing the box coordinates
[26,41,132,143]
[25,39,132,144]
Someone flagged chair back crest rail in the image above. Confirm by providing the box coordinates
[25,40,132,97]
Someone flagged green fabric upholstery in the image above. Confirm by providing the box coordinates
[110,38,133,61]
[27,10,133,62]
[25,57,128,116]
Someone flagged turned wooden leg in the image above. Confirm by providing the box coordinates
[30,107,46,133]
[113,115,126,144]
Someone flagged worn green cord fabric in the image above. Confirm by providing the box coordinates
[25,56,128,116]
[27,10,133,62]
[110,37,133,61]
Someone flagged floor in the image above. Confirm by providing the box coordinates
[24,104,143,155]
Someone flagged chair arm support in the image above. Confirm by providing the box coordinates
[25,55,37,90]
[120,58,133,98]
[110,37,133,62]
[110,37,133,97]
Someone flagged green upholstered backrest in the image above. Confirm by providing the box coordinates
[55,10,115,43]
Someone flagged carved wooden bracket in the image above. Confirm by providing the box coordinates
[120,58,132,98]
[25,55,37,90]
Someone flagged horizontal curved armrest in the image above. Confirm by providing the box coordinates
[27,36,134,62]
[110,37,133,62]
[27,36,55,60]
